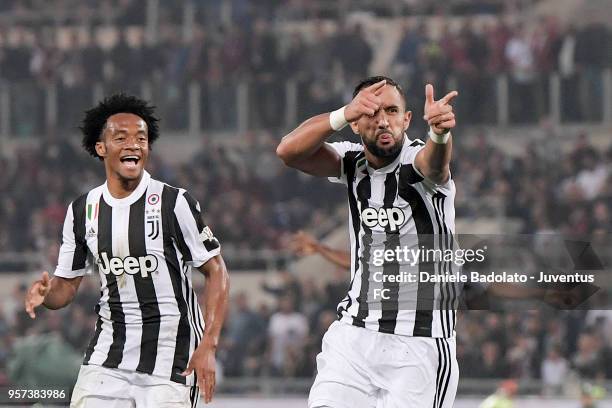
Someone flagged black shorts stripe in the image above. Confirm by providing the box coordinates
[434,338,450,408]
[131,192,161,374]
[353,173,372,328]
[438,339,452,407]
[99,198,126,368]
[71,194,88,271]
[378,166,400,334]
[162,185,191,384]
[399,165,435,337]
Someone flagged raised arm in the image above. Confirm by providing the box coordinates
[276,79,387,177]
[414,84,458,185]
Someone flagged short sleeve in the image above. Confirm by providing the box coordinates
[174,191,221,268]
[405,138,455,194]
[54,202,91,278]
[326,141,363,185]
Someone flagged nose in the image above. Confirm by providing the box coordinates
[376,110,389,128]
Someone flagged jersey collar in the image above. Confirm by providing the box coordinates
[102,170,151,207]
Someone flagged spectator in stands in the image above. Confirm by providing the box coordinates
[267,296,308,376]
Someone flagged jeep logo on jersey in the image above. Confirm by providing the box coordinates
[98,252,158,278]
[362,207,406,231]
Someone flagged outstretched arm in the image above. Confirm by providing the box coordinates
[25,271,83,318]
[290,231,351,269]
[414,84,458,184]
[276,79,387,177]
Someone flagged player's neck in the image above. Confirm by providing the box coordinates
[106,172,143,199]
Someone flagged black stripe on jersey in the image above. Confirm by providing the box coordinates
[438,195,453,337]
[184,262,201,389]
[337,151,363,319]
[71,194,88,270]
[130,192,161,374]
[83,304,102,365]
[410,139,425,147]
[400,163,423,185]
[353,174,372,328]
[99,198,126,368]
[442,200,458,334]
[379,167,401,334]
[432,194,448,337]
[398,165,435,337]
[162,185,191,384]
[183,192,220,252]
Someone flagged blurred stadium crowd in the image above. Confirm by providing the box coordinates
[0,0,611,396]
[0,0,610,134]
[1,129,611,387]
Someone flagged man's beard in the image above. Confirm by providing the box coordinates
[362,133,403,159]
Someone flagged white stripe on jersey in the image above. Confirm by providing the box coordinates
[327,136,458,338]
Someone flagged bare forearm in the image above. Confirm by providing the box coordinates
[201,256,230,348]
[315,244,351,270]
[276,113,334,164]
[43,276,81,309]
[415,136,452,184]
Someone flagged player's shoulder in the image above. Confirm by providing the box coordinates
[400,137,426,163]
[156,180,201,209]
[69,184,104,208]
[327,141,364,157]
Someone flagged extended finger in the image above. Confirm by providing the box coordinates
[25,300,35,319]
[365,79,386,93]
[440,90,459,105]
[425,84,435,105]
[205,372,216,403]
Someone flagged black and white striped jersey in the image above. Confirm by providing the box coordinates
[328,136,459,338]
[54,171,221,385]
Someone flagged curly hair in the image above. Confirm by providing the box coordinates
[80,93,160,159]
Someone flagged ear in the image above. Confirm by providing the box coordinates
[95,141,107,159]
[349,120,359,135]
[403,110,412,131]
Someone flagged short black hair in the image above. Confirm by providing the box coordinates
[80,93,160,159]
[352,75,406,103]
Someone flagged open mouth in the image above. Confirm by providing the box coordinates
[120,155,141,169]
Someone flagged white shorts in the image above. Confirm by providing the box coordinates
[308,321,458,408]
[70,365,199,408]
